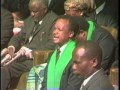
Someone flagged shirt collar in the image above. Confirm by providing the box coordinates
[39,20,43,25]
[82,69,100,86]
[57,40,69,56]
[96,1,105,14]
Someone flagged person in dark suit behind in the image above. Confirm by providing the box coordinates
[2,0,30,20]
[1,7,14,50]
[41,15,83,90]
[72,41,114,90]
[71,16,116,75]
[48,0,66,15]
[94,0,119,68]
[65,0,116,73]
[2,0,31,35]
[1,0,58,90]
[64,0,118,29]
[95,0,118,23]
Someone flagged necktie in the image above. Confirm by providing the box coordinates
[28,23,39,43]
[56,48,61,60]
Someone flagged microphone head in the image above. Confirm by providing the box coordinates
[1,48,8,57]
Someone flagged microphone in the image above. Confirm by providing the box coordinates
[3,52,21,66]
[1,47,31,66]
[1,48,8,57]
[2,48,25,66]
[1,54,11,66]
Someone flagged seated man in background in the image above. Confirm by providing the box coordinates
[1,0,58,90]
[2,0,30,20]
[72,41,114,90]
[64,0,117,74]
[1,6,14,50]
[2,0,30,35]
[64,0,118,29]
[71,16,116,75]
[41,15,83,90]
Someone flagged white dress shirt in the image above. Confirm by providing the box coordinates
[58,42,68,57]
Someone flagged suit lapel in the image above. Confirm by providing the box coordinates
[25,11,52,43]
[32,11,51,36]
[33,20,44,36]
[82,69,104,90]
[24,18,35,43]
[29,21,35,35]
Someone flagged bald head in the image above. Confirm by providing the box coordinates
[75,40,102,66]
[29,0,48,9]
[76,41,102,62]
[29,0,48,22]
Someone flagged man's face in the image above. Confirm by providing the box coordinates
[52,19,73,46]
[72,48,93,77]
[29,3,46,22]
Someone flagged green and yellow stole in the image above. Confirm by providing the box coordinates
[47,40,76,90]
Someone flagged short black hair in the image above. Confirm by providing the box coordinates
[55,15,80,38]
[71,16,89,32]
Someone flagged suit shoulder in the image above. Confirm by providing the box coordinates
[94,24,114,37]
[47,11,58,22]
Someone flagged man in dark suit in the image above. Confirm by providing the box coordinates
[1,7,14,50]
[95,0,118,22]
[41,15,83,90]
[1,0,58,90]
[64,0,118,29]
[72,41,114,90]
[94,0,118,30]
[64,0,117,74]
[72,16,116,75]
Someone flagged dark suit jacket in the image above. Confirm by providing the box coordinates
[1,7,14,50]
[41,59,84,90]
[82,69,114,90]
[86,11,118,30]
[8,11,58,52]
[99,0,118,22]
[48,0,66,15]
[92,24,116,74]
[59,60,84,90]
[95,0,119,29]
[95,13,118,29]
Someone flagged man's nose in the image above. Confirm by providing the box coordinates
[53,29,58,34]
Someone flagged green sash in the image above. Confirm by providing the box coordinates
[87,21,95,40]
[47,40,76,89]
[26,63,47,90]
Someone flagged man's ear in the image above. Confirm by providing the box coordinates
[69,32,74,38]
[91,58,98,67]
[79,30,87,38]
